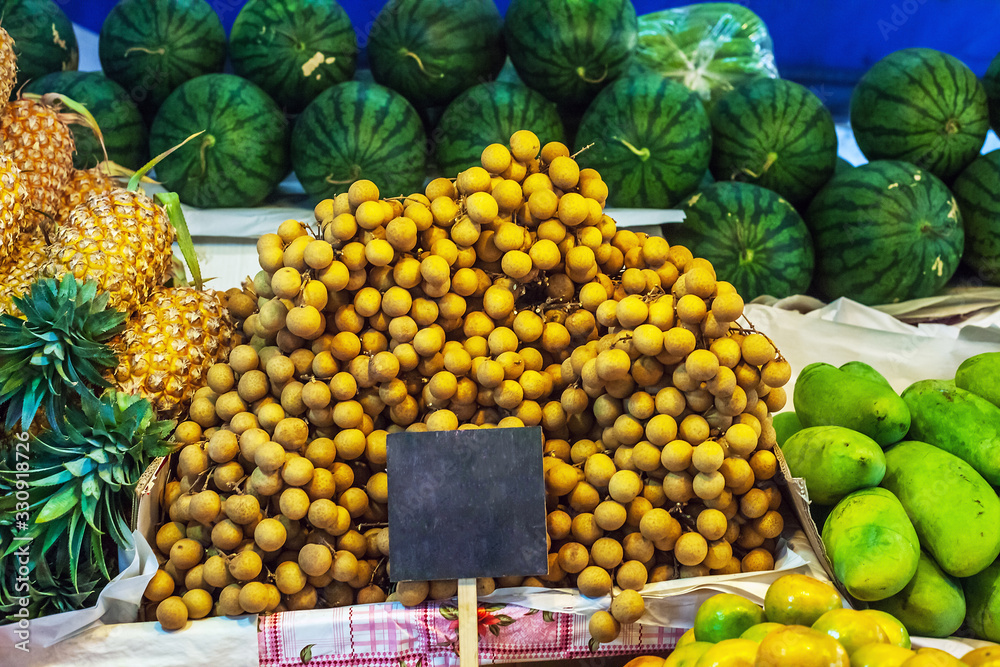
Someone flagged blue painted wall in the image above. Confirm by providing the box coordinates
[63,0,1000,81]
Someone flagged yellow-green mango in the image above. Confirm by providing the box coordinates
[822,487,919,601]
[955,351,1000,407]
[773,411,802,447]
[881,440,1000,577]
[963,559,1000,642]
[782,425,886,505]
[869,551,965,637]
[901,379,1000,485]
[793,362,910,447]
[839,360,892,387]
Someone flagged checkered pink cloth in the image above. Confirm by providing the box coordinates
[258,601,682,666]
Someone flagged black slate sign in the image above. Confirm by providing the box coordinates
[386,426,548,582]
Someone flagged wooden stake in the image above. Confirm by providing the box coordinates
[457,578,479,667]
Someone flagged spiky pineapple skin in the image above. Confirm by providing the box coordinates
[41,189,174,316]
[0,228,47,316]
[0,153,30,264]
[0,28,15,110]
[1,98,75,231]
[114,286,236,419]
[56,166,122,227]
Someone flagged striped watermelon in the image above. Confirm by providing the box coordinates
[806,160,964,305]
[99,0,227,121]
[668,182,814,300]
[850,48,989,183]
[229,0,357,114]
[149,74,289,209]
[0,0,78,95]
[292,81,426,201]
[25,71,148,170]
[574,71,711,209]
[987,51,1000,133]
[951,150,1000,284]
[367,0,504,109]
[504,0,638,108]
[835,157,854,174]
[709,78,837,206]
[434,82,565,176]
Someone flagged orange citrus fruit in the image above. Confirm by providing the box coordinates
[851,643,915,667]
[694,593,765,642]
[664,642,713,667]
[740,622,785,642]
[692,638,758,667]
[901,647,966,666]
[676,628,696,647]
[860,609,910,649]
[963,646,1000,667]
[811,608,888,656]
[754,625,850,667]
[764,574,844,626]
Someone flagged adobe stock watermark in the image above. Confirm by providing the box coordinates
[10,430,32,653]
[877,0,929,41]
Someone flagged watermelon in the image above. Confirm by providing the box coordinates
[951,150,1000,285]
[99,0,227,120]
[986,51,1000,133]
[709,78,837,206]
[229,0,357,114]
[629,3,778,107]
[292,81,426,201]
[434,81,564,176]
[573,71,711,209]
[850,48,989,183]
[668,182,814,300]
[805,160,964,305]
[0,0,78,94]
[504,0,638,108]
[149,74,289,209]
[835,157,854,174]
[367,0,504,109]
[24,71,148,170]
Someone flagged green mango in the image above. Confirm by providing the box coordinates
[839,360,892,387]
[821,487,920,601]
[782,426,886,505]
[881,440,1000,578]
[793,362,910,447]
[956,352,1000,408]
[869,551,965,637]
[963,559,1000,642]
[901,379,1000,486]
[772,411,802,447]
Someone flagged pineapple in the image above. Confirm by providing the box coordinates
[41,188,175,317]
[1,97,75,232]
[0,26,15,106]
[56,165,123,227]
[0,152,31,264]
[114,286,237,419]
[0,227,48,316]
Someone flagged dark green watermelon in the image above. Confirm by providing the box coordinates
[504,0,638,108]
[25,71,148,170]
[709,78,837,206]
[951,150,1000,285]
[628,3,779,108]
[835,157,854,174]
[149,74,290,209]
[0,0,78,95]
[229,0,357,114]
[850,48,989,183]
[806,160,964,305]
[367,0,504,109]
[574,71,711,209]
[986,51,1000,134]
[292,81,427,201]
[99,0,227,120]
[668,182,814,300]
[434,81,564,176]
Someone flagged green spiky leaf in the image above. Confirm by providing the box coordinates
[0,276,127,432]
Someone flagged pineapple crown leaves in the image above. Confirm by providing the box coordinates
[124,132,206,291]
[0,276,127,432]
[0,391,174,588]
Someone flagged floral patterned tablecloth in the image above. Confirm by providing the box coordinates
[258,601,683,667]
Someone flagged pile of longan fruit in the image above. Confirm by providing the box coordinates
[142,130,791,645]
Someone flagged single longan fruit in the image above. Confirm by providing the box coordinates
[610,589,645,625]
[397,580,430,607]
[615,560,648,591]
[576,566,613,598]
[588,611,621,644]
[482,143,512,174]
[608,470,643,504]
[691,440,724,473]
[593,500,628,531]
[509,129,540,162]
[761,358,792,387]
[144,569,175,602]
[546,509,573,541]
[741,548,775,573]
[557,542,590,574]
[741,333,776,366]
[590,537,624,570]
[229,550,263,582]
[696,508,728,541]
[674,532,708,566]
[155,595,188,630]
[753,510,784,539]
[169,538,204,570]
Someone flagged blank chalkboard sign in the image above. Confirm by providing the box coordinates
[386,425,548,582]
